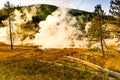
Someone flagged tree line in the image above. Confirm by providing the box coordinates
[0,0,119,51]
[89,0,120,56]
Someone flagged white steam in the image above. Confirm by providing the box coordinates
[0,27,9,43]
[0,5,119,50]
[34,8,89,48]
[1,5,39,45]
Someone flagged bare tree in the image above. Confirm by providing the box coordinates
[4,1,13,50]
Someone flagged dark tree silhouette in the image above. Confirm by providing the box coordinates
[109,0,120,25]
[4,1,13,50]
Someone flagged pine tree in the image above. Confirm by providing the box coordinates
[109,0,120,25]
[88,5,106,56]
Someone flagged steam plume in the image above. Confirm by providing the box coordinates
[1,5,39,45]
[33,8,89,48]
[0,5,119,50]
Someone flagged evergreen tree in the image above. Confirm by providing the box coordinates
[109,0,120,25]
[88,5,106,56]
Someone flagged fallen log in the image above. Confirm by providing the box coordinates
[22,55,84,72]
[22,55,100,76]
[65,56,120,79]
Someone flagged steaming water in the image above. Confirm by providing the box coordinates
[0,5,119,50]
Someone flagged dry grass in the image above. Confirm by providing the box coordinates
[0,43,119,80]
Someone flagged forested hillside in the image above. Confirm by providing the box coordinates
[0,3,119,50]
[0,2,120,80]
[0,4,115,27]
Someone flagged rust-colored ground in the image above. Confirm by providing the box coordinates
[0,43,120,79]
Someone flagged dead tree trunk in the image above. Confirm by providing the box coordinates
[65,56,120,79]
[6,1,13,50]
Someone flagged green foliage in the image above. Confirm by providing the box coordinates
[109,0,120,18]
[69,9,93,21]
[0,10,4,26]
[88,5,106,40]
[109,0,120,26]
[1,1,17,21]
[32,4,57,23]
[0,9,8,25]
[0,10,3,21]
[88,5,107,56]
[0,3,22,23]
[14,5,22,10]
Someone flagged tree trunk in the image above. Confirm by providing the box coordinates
[65,56,120,79]
[7,1,13,50]
[99,24,104,56]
